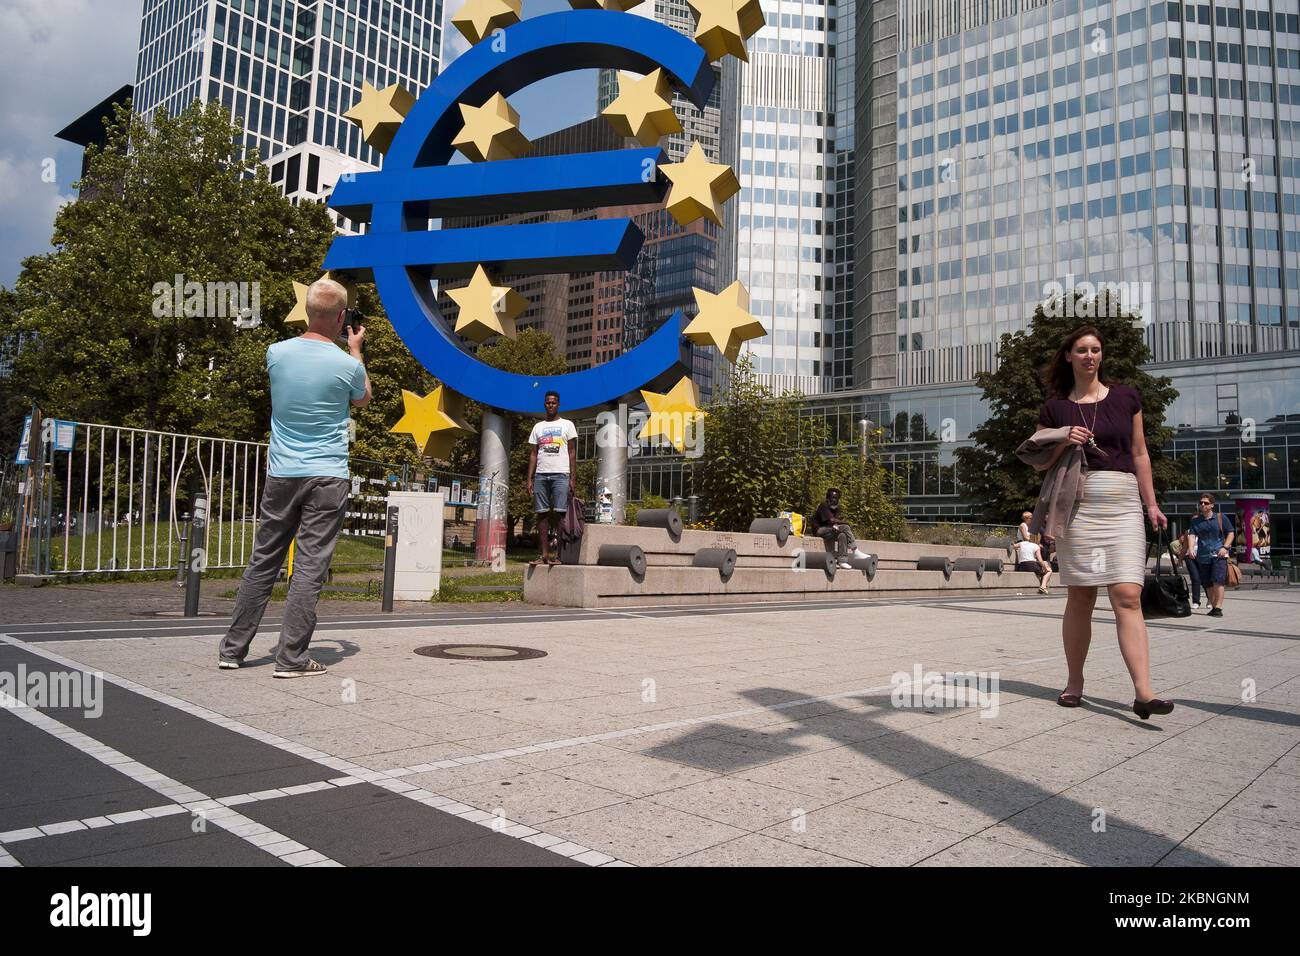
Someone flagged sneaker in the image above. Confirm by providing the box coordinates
[218,658,240,670]
[838,560,854,570]
[273,659,328,679]
[1190,602,1200,609]
[851,548,871,561]
[1208,607,1223,618]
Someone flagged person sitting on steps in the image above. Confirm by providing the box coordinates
[808,488,872,569]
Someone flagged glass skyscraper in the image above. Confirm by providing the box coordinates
[722,0,839,395]
[134,0,442,167]
[891,0,1300,387]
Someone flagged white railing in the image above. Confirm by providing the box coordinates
[11,416,415,578]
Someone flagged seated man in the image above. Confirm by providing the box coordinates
[808,488,871,568]
[1014,535,1053,595]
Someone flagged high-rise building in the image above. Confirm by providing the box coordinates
[597,1,724,163]
[721,0,838,395]
[886,0,1300,388]
[133,0,442,182]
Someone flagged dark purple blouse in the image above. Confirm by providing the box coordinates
[1037,382,1142,476]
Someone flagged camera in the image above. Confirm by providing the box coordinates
[342,307,365,336]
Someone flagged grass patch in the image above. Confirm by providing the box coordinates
[433,569,524,604]
[219,568,524,604]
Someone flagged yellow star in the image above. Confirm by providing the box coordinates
[659,141,740,226]
[452,93,531,163]
[568,0,644,11]
[640,377,708,454]
[391,386,475,460]
[601,69,683,147]
[285,281,311,327]
[684,281,767,363]
[284,273,357,327]
[342,82,415,154]
[451,0,521,46]
[445,265,529,342]
[687,0,766,62]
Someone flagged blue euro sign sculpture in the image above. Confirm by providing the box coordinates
[323,10,716,414]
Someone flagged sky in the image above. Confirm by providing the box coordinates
[0,0,603,288]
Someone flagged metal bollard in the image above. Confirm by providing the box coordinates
[381,504,398,613]
[687,495,699,523]
[183,486,209,617]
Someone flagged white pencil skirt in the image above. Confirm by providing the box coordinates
[1056,470,1147,587]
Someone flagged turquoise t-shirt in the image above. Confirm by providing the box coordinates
[267,338,366,479]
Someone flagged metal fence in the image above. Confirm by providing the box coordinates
[6,413,424,578]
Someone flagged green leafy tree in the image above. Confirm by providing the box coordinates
[3,99,430,468]
[693,356,906,538]
[955,293,1184,523]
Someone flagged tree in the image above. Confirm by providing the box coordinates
[954,293,1184,524]
[3,99,432,468]
[692,356,906,538]
[6,100,334,439]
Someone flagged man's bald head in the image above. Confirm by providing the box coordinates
[305,278,349,333]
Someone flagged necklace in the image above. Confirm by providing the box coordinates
[1072,386,1108,457]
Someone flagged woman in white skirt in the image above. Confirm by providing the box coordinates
[1035,326,1173,720]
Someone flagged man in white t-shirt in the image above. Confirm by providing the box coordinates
[527,390,577,566]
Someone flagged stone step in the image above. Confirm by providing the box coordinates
[524,563,1045,608]
[565,524,1011,567]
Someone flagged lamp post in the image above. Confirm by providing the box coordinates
[859,418,875,462]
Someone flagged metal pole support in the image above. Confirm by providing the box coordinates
[381,503,399,613]
[184,483,209,617]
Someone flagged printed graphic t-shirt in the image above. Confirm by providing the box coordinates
[267,338,367,479]
[529,417,578,475]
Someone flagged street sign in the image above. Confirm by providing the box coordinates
[15,416,31,464]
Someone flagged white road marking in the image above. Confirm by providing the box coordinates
[0,688,341,867]
[0,635,627,867]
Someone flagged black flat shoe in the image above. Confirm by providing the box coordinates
[1057,692,1082,708]
[1133,697,1175,720]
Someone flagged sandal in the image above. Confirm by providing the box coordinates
[1056,691,1083,708]
[545,556,561,566]
[528,558,546,568]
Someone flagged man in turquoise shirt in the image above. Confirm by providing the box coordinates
[219,277,370,676]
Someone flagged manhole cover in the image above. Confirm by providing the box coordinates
[414,644,547,661]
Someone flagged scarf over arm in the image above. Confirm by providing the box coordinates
[1015,425,1088,541]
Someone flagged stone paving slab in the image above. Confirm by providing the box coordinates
[2,587,1297,866]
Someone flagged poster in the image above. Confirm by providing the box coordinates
[450,480,461,505]
[1234,495,1273,565]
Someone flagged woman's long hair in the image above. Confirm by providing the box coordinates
[1041,325,1108,398]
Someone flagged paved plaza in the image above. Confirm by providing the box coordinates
[1,587,1298,867]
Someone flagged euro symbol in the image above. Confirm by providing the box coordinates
[324,11,716,414]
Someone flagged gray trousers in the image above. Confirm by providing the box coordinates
[219,476,349,670]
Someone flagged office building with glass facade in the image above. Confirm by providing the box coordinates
[134,0,441,170]
[892,0,1300,387]
[720,0,839,395]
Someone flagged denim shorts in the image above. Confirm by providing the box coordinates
[534,473,569,514]
[1197,556,1228,585]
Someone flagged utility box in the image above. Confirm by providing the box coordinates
[0,531,16,582]
[387,491,444,600]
